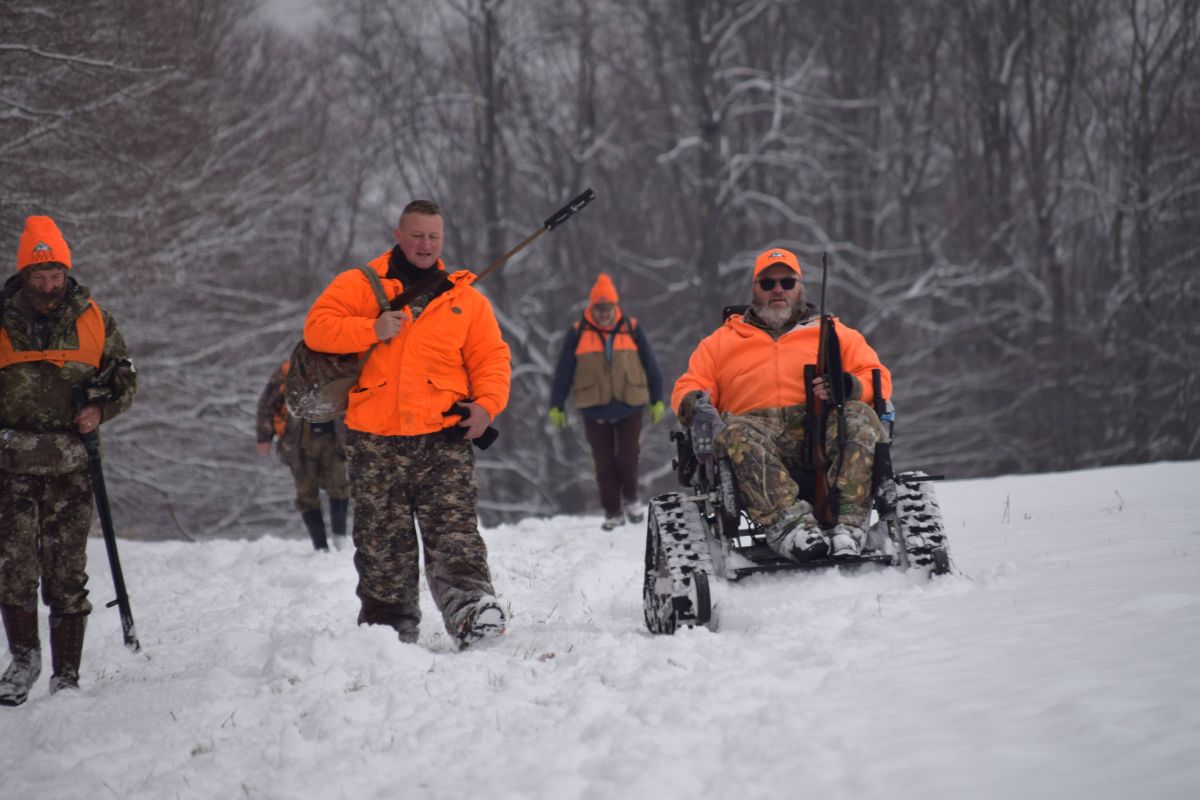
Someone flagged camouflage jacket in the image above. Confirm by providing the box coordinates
[255,362,345,468]
[0,274,137,434]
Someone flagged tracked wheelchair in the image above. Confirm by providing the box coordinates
[642,317,952,636]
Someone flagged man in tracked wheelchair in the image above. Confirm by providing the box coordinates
[672,247,891,562]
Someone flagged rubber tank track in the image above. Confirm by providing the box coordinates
[894,471,952,575]
[643,492,714,634]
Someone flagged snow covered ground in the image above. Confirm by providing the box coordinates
[3,460,1199,800]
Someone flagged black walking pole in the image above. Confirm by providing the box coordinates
[79,427,141,653]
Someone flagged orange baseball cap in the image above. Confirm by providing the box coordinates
[589,272,619,306]
[753,247,801,279]
[17,215,72,271]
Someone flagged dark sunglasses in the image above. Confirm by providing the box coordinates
[757,277,798,291]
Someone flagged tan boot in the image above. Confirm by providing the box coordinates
[48,614,86,695]
[0,604,42,707]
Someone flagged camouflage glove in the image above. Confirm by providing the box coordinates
[648,400,665,425]
[548,407,567,430]
[690,393,724,458]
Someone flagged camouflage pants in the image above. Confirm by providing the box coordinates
[345,429,495,638]
[714,401,888,528]
[0,468,93,616]
[289,432,349,513]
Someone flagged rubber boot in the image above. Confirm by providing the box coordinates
[48,613,86,695]
[0,604,41,707]
[301,508,329,551]
[329,497,349,549]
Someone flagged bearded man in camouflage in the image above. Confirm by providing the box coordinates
[0,216,137,706]
[673,247,890,564]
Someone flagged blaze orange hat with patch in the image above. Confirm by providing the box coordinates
[17,215,72,271]
[589,272,619,306]
[753,247,801,279]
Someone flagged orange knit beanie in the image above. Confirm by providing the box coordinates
[589,272,619,305]
[17,215,72,271]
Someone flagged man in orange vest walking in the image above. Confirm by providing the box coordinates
[255,360,350,551]
[0,215,138,705]
[548,273,664,530]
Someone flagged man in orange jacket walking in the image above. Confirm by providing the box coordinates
[304,200,510,648]
[673,247,891,563]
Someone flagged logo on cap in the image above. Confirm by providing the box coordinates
[33,242,51,252]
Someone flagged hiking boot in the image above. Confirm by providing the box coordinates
[301,509,329,551]
[329,498,349,550]
[601,514,624,531]
[783,524,830,562]
[829,523,865,559]
[764,501,829,563]
[623,501,645,525]
[0,604,41,707]
[48,614,86,695]
[455,596,507,650]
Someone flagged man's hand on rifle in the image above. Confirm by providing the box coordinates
[74,404,102,434]
[374,310,406,342]
[456,401,492,440]
[813,372,861,403]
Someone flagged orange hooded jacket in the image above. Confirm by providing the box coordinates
[671,312,891,416]
[303,251,511,437]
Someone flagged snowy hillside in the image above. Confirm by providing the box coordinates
[3,460,1199,800]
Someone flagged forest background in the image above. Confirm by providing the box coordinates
[2,0,1197,539]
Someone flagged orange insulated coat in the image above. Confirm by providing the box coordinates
[303,251,511,437]
[672,313,891,416]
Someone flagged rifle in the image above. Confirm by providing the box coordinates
[74,382,140,652]
[397,188,598,450]
[387,187,597,314]
[805,252,847,527]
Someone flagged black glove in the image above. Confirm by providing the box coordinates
[690,393,725,458]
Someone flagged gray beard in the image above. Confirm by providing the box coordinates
[752,301,795,330]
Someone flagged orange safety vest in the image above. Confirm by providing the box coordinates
[571,309,650,408]
[574,312,640,358]
[0,299,105,370]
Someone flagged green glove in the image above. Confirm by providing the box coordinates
[649,400,665,425]
[548,407,567,430]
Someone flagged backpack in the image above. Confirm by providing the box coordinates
[284,266,390,423]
